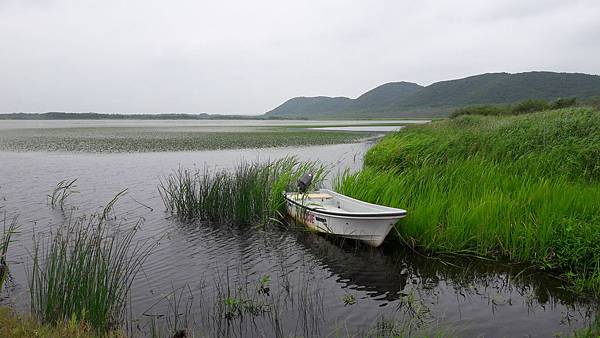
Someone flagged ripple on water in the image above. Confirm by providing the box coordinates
[0,144,597,337]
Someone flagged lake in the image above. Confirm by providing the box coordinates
[0,120,596,337]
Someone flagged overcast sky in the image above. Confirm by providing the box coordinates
[1,0,599,114]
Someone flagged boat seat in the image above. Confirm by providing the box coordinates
[289,193,333,200]
[305,193,333,199]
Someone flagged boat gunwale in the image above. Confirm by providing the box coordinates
[284,189,407,219]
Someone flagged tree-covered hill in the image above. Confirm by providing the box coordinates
[265,71,600,118]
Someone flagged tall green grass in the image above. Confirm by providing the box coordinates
[1,215,18,291]
[367,108,600,180]
[338,108,600,293]
[29,209,155,333]
[159,157,327,225]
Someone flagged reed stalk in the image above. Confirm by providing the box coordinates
[159,157,327,226]
[0,214,18,291]
[47,178,78,211]
[29,201,156,333]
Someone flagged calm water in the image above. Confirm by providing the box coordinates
[0,119,428,130]
[0,121,596,337]
[310,126,405,132]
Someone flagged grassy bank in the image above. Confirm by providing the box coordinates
[337,108,600,293]
[0,307,122,338]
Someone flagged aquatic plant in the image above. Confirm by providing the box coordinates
[29,200,156,333]
[47,178,78,211]
[0,214,18,291]
[159,157,327,225]
[342,294,356,306]
[338,107,600,293]
[0,127,371,153]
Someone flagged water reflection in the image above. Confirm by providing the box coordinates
[295,231,408,303]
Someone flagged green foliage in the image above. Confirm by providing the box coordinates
[29,193,156,333]
[159,157,327,225]
[449,105,508,117]
[367,108,600,180]
[582,96,600,110]
[511,99,550,114]
[266,71,600,118]
[551,97,577,109]
[342,294,356,306]
[338,107,600,293]
[450,97,578,117]
[0,307,123,338]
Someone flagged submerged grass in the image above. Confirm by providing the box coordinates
[159,157,327,225]
[337,108,600,294]
[29,197,156,333]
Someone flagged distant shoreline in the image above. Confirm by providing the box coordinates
[0,112,433,121]
[0,112,264,120]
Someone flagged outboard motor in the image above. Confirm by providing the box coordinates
[297,173,313,193]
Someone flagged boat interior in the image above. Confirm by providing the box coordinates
[287,190,401,214]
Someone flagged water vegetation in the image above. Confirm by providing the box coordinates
[29,192,156,334]
[47,178,79,211]
[0,127,371,152]
[159,157,327,225]
[1,214,18,291]
[337,107,600,293]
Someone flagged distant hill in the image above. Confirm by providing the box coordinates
[265,71,600,118]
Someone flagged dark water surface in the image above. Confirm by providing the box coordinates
[0,142,596,337]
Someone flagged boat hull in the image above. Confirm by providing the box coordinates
[285,190,406,247]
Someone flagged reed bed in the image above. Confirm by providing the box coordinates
[159,157,327,225]
[29,211,155,333]
[366,108,600,181]
[1,214,19,291]
[338,107,600,293]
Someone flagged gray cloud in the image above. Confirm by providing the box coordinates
[1,0,599,114]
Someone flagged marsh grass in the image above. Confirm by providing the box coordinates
[47,179,79,211]
[1,214,19,291]
[159,157,327,225]
[0,306,123,338]
[29,197,156,333]
[338,108,600,293]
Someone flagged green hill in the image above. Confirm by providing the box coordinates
[265,71,600,118]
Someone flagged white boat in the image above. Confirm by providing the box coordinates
[284,189,407,247]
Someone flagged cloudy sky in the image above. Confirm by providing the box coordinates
[1,0,599,114]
